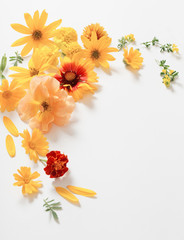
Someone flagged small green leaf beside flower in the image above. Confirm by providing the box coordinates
[43,198,62,222]
[118,34,135,51]
[9,52,24,66]
[0,54,7,81]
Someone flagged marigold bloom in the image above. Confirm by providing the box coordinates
[17,76,75,133]
[81,32,118,69]
[123,47,143,70]
[9,49,55,88]
[54,27,78,47]
[60,42,82,58]
[82,23,108,41]
[54,53,98,101]
[44,151,69,178]
[13,167,42,194]
[11,10,62,57]
[0,79,25,112]
[20,128,49,162]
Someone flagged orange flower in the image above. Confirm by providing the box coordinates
[17,76,75,133]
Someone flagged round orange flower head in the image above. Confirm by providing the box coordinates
[11,10,62,57]
[123,47,143,70]
[0,79,25,112]
[17,76,75,133]
[82,23,108,41]
[54,53,98,101]
[20,128,49,163]
[81,32,118,69]
[13,167,42,195]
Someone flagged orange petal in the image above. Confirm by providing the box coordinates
[55,187,79,203]
[11,36,31,47]
[43,19,62,33]
[21,41,33,57]
[67,185,96,197]
[11,24,31,34]
[6,135,16,157]
[3,116,19,137]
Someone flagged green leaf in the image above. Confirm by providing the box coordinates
[51,210,59,222]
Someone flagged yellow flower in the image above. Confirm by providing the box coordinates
[81,32,118,68]
[11,10,62,57]
[123,47,143,70]
[82,23,108,41]
[163,77,171,87]
[20,128,49,163]
[172,44,179,53]
[37,45,60,67]
[61,42,82,58]
[54,27,78,49]
[13,167,42,195]
[9,49,55,88]
[0,79,25,112]
[162,69,167,74]
[169,69,174,75]
[125,34,135,42]
[55,53,98,101]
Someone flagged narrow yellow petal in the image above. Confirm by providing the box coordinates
[11,24,31,34]
[67,185,96,197]
[21,41,33,57]
[11,36,31,47]
[43,19,62,33]
[6,135,16,157]
[55,187,79,203]
[3,117,19,137]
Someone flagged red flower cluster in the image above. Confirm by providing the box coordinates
[44,151,69,178]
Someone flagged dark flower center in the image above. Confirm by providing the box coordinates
[62,71,80,88]
[2,90,12,99]
[32,30,42,40]
[30,68,39,77]
[41,101,49,111]
[91,50,100,59]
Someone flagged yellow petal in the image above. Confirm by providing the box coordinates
[21,41,33,57]
[3,116,19,137]
[67,185,96,197]
[43,19,62,33]
[55,187,79,203]
[11,36,31,47]
[6,135,16,157]
[11,24,31,34]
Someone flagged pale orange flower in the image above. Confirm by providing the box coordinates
[17,76,75,133]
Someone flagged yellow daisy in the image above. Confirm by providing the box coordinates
[20,128,49,163]
[82,23,108,41]
[81,32,118,69]
[54,53,98,101]
[9,49,55,88]
[123,47,143,70]
[0,79,25,112]
[13,167,42,195]
[11,10,62,57]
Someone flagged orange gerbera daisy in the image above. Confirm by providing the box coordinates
[123,47,143,70]
[11,10,62,56]
[81,32,118,69]
[82,23,108,41]
[17,76,75,133]
[54,53,98,101]
[0,79,25,112]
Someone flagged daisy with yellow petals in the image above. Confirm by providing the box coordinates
[123,47,143,70]
[81,32,118,69]
[0,79,25,112]
[82,23,108,41]
[20,128,49,163]
[11,10,62,57]
[9,49,56,88]
[13,167,42,195]
[54,53,98,101]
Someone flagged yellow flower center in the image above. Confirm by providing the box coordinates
[91,50,100,59]
[65,72,76,81]
[32,30,42,40]
[29,142,35,150]
[2,90,12,99]
[40,101,49,112]
[30,68,39,77]
[24,178,30,184]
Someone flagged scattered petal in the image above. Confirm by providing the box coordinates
[3,116,19,137]
[55,187,79,203]
[67,185,96,197]
[6,135,16,157]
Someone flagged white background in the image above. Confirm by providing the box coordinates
[0,0,184,239]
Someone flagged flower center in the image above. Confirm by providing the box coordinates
[40,101,49,112]
[2,90,12,99]
[29,142,35,150]
[24,177,30,184]
[65,72,76,81]
[54,160,64,171]
[32,30,42,40]
[30,68,39,77]
[91,50,100,59]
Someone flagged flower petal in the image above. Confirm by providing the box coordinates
[24,13,34,29]
[6,135,16,157]
[38,10,48,29]
[21,41,33,57]
[67,185,96,197]
[43,19,62,33]
[11,24,31,34]
[3,116,19,137]
[11,36,32,47]
[55,187,79,203]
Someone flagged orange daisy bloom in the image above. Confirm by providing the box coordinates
[123,47,143,70]
[82,23,108,41]
[11,10,62,56]
[54,54,98,101]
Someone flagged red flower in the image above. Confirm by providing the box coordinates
[44,151,69,178]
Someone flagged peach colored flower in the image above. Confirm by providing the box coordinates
[17,76,75,133]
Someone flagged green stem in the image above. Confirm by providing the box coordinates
[39,159,47,166]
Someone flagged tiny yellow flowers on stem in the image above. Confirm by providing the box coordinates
[158,60,179,88]
[20,128,49,163]
[118,34,135,50]
[11,10,62,57]
[123,47,143,70]
[13,167,42,195]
